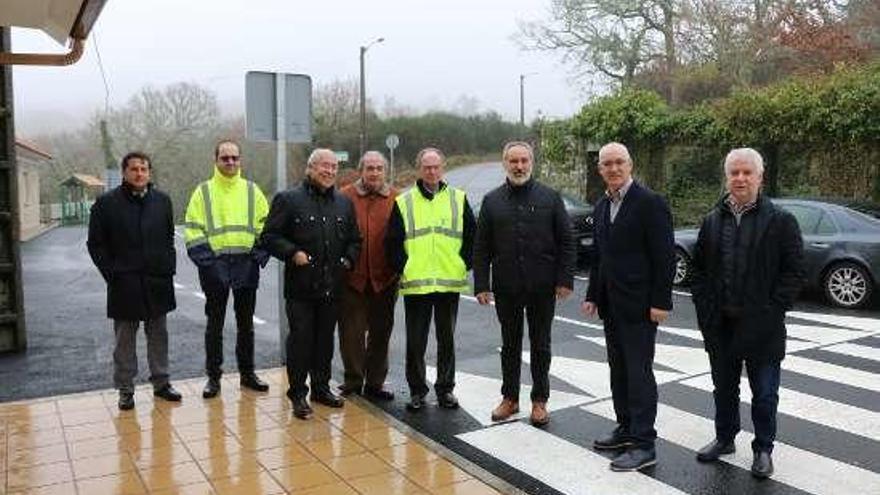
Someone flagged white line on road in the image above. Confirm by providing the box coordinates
[787,311,880,333]
[672,290,692,297]
[681,374,880,442]
[458,422,688,495]
[577,335,709,375]
[783,355,880,392]
[584,400,880,495]
[821,342,880,363]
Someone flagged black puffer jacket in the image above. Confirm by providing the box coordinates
[691,195,805,361]
[473,179,575,295]
[262,178,362,300]
[87,183,177,320]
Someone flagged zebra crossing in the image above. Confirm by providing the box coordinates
[393,307,880,495]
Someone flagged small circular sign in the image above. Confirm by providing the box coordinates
[385,134,400,150]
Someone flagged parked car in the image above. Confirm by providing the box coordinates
[471,191,595,269]
[674,198,880,309]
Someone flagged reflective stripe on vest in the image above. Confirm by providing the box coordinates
[397,187,469,295]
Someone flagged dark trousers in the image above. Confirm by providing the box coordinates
[404,292,459,398]
[113,316,169,393]
[338,284,397,390]
[285,297,337,400]
[495,291,555,402]
[604,315,658,448]
[204,287,256,379]
[709,343,781,453]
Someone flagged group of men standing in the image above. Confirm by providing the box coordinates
[88,137,802,480]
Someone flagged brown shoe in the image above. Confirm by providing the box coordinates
[491,398,519,422]
[530,401,549,427]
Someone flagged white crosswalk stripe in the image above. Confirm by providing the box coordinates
[681,374,880,441]
[821,342,880,363]
[783,354,880,392]
[459,422,688,495]
[584,400,880,495]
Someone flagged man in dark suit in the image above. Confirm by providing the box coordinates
[581,142,675,471]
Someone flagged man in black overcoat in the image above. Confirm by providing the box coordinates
[88,151,182,410]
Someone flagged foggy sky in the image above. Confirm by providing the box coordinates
[11,0,591,136]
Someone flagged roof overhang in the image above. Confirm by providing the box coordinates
[0,0,108,44]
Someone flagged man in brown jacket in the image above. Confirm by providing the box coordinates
[338,151,399,400]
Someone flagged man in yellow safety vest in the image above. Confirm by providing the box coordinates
[184,139,271,399]
[385,147,476,412]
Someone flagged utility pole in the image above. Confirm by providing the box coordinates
[519,72,537,127]
[359,37,384,159]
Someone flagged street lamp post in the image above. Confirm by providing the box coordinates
[519,72,538,127]
[359,37,384,159]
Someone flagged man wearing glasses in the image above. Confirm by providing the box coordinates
[262,149,362,420]
[184,139,271,399]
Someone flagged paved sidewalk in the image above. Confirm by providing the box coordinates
[0,368,508,495]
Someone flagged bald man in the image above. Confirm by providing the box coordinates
[581,142,675,471]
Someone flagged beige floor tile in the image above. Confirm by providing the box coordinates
[57,395,106,413]
[326,451,394,480]
[185,435,243,460]
[303,435,366,461]
[75,471,146,495]
[5,443,68,469]
[139,460,209,491]
[211,471,285,495]
[374,442,439,469]
[0,401,57,419]
[236,427,296,452]
[404,460,473,490]
[7,480,77,495]
[428,479,501,495]
[312,404,367,422]
[174,420,231,442]
[254,443,316,470]
[6,461,74,492]
[151,481,216,495]
[197,452,263,480]
[72,452,136,480]
[326,413,387,434]
[345,426,409,450]
[282,419,344,443]
[129,443,195,469]
[6,415,62,435]
[347,470,428,495]
[290,481,360,495]
[60,408,112,427]
[68,436,126,460]
[270,462,341,492]
[64,421,118,442]
[7,428,66,451]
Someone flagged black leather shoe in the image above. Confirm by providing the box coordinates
[202,378,221,399]
[437,392,459,409]
[751,451,774,479]
[696,439,735,462]
[610,447,657,471]
[594,428,634,450]
[363,385,395,401]
[240,373,269,392]
[406,395,426,412]
[153,384,182,402]
[118,392,135,411]
[292,397,313,420]
[338,383,363,397]
[311,391,345,408]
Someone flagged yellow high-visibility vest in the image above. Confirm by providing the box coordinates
[397,186,468,295]
[184,168,268,254]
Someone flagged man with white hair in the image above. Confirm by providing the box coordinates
[690,148,804,479]
[582,142,675,471]
[262,148,362,420]
[473,141,576,426]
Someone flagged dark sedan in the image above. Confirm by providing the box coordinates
[674,198,880,309]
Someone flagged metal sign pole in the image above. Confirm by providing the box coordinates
[274,73,289,362]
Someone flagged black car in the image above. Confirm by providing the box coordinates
[674,198,880,309]
[471,191,594,268]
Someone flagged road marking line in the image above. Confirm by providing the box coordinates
[784,355,880,392]
[787,311,880,333]
[584,400,880,495]
[458,422,688,495]
[672,290,692,297]
[577,335,709,375]
[682,374,880,441]
[821,342,880,363]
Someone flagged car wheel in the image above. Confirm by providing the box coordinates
[823,262,874,309]
[673,248,690,286]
